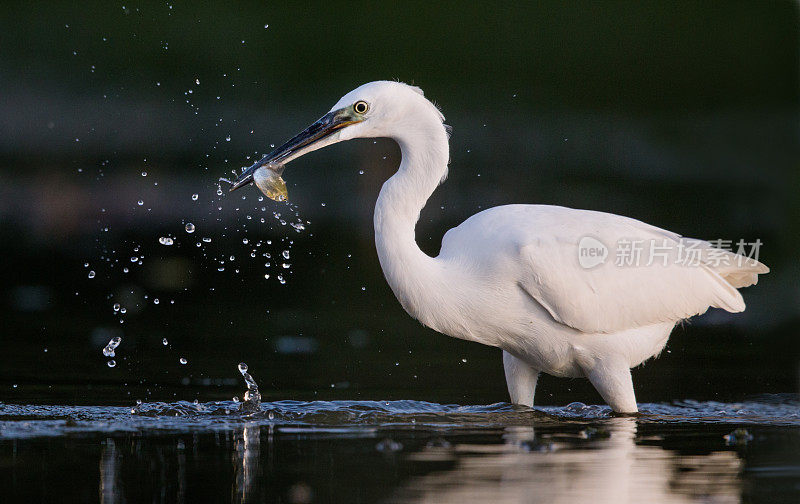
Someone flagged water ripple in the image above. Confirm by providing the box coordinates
[0,394,797,439]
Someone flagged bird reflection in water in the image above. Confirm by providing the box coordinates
[392,418,742,504]
[93,416,745,503]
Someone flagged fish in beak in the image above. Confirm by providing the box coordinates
[228,107,363,197]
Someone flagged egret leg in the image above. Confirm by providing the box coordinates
[503,351,540,407]
[581,357,638,413]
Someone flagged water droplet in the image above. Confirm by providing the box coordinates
[232,396,240,402]
[102,336,122,357]
[185,222,195,233]
[263,274,270,280]
[277,275,285,284]
[238,362,261,407]
[179,357,187,365]
[137,200,144,206]
[461,358,467,363]
[282,250,290,259]
[242,238,248,244]
[113,303,121,312]
[107,360,116,368]
[191,193,199,201]
[202,237,211,243]
[162,338,168,345]
[225,135,231,142]
[130,256,138,262]
[358,170,364,175]
[195,78,200,85]
[216,187,223,196]
[158,236,174,246]
[88,270,96,279]
[153,298,160,305]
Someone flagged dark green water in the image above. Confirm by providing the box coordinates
[2,397,799,503]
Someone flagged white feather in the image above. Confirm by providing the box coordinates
[274,81,769,412]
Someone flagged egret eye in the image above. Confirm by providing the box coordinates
[354,101,369,114]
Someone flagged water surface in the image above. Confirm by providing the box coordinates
[2,396,798,503]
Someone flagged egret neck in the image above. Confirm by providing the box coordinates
[373,116,452,329]
[228,81,769,412]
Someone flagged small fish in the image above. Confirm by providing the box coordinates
[253,163,288,202]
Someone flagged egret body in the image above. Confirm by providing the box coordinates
[231,81,768,413]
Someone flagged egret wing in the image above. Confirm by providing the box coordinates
[512,207,764,333]
[441,205,766,334]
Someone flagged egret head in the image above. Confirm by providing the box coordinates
[230,81,447,191]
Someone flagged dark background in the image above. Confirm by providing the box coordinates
[1,1,798,407]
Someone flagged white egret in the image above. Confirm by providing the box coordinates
[231,81,768,413]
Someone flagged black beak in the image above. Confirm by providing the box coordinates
[230,108,358,192]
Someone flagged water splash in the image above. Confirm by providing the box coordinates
[238,362,261,411]
[102,336,122,357]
